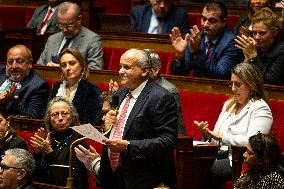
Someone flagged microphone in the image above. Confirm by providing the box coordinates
[103,94,119,136]
[66,136,87,189]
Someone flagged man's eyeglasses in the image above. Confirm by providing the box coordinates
[229,81,244,88]
[57,17,79,30]
[57,23,76,30]
[51,112,71,119]
[0,163,22,173]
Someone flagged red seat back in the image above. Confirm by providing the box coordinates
[179,91,229,139]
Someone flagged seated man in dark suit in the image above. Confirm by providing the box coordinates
[131,0,189,34]
[170,0,243,79]
[37,1,104,69]
[0,148,37,189]
[27,0,63,35]
[75,48,178,189]
[144,49,187,136]
[0,44,49,118]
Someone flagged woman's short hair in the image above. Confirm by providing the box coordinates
[252,7,281,31]
[44,96,80,132]
[232,63,268,103]
[59,48,89,81]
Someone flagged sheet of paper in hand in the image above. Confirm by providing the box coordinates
[71,123,108,144]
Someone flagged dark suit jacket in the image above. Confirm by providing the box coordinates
[0,68,49,118]
[171,27,244,79]
[131,4,189,35]
[100,80,178,189]
[0,133,29,156]
[49,79,102,126]
[253,37,284,85]
[27,5,60,34]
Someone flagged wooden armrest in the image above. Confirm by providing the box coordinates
[231,145,246,183]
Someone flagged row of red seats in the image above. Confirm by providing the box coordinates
[102,47,174,74]
[0,6,240,32]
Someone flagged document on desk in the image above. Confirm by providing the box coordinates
[71,124,107,144]
[193,140,209,145]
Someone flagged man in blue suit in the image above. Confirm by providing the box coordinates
[75,48,178,189]
[0,45,49,118]
[131,0,189,34]
[170,0,243,79]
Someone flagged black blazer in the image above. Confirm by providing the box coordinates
[49,79,102,126]
[131,4,189,35]
[100,80,178,189]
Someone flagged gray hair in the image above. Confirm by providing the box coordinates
[4,148,36,178]
[44,96,80,132]
[58,1,81,17]
[8,44,32,62]
[143,49,161,69]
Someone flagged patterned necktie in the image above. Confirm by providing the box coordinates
[109,92,132,171]
[206,41,213,60]
[38,8,53,34]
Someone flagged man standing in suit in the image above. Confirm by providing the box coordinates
[0,148,37,189]
[75,48,178,189]
[131,0,189,34]
[37,1,104,69]
[170,0,243,78]
[27,0,62,35]
[0,45,49,118]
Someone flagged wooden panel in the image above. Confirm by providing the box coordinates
[231,145,246,183]
[8,115,44,132]
[32,65,284,101]
[176,136,219,189]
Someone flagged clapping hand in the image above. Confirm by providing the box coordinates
[235,34,257,62]
[109,79,119,92]
[188,25,201,53]
[194,120,209,134]
[194,121,223,141]
[0,82,18,103]
[75,144,100,170]
[170,27,190,61]
[102,109,118,134]
[30,127,52,154]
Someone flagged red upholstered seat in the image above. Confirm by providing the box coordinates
[86,140,103,189]
[187,13,239,31]
[270,100,284,152]
[179,91,229,139]
[109,48,127,71]
[103,47,113,70]
[94,0,132,15]
[0,6,35,27]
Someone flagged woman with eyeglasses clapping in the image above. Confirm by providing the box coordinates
[194,63,273,189]
[30,97,89,189]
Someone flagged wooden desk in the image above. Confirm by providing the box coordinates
[33,181,66,189]
[176,136,219,189]
[33,65,284,101]
[8,115,44,132]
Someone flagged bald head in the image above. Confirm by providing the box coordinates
[119,49,150,90]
